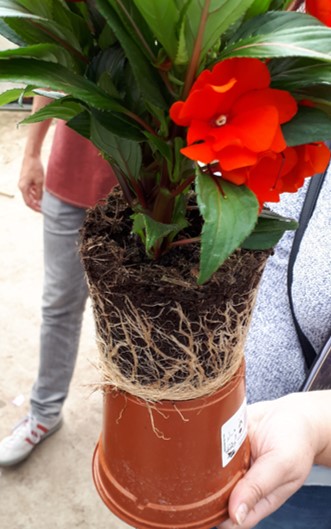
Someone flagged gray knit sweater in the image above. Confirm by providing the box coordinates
[244,164,331,485]
[245,166,331,402]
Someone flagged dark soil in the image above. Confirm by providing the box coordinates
[80,190,271,388]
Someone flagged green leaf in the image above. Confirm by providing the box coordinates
[176,0,256,62]
[0,43,77,70]
[90,116,142,180]
[95,0,167,109]
[269,0,292,8]
[101,0,158,59]
[282,107,331,146]
[143,132,172,162]
[132,0,179,61]
[67,110,91,140]
[242,210,298,250]
[0,17,26,46]
[0,0,90,54]
[0,1,42,19]
[270,59,331,90]
[0,58,129,113]
[222,12,331,61]
[132,212,186,254]
[90,108,143,141]
[294,87,331,117]
[21,97,85,123]
[0,87,33,106]
[175,17,189,66]
[196,172,259,284]
[245,0,272,18]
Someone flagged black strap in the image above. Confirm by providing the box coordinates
[287,160,329,369]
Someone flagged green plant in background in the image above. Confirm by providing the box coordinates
[0,0,331,283]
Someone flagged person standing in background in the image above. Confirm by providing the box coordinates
[0,95,117,466]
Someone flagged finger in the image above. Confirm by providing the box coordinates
[20,186,42,212]
[226,452,304,526]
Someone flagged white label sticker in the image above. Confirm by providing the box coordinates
[221,398,247,467]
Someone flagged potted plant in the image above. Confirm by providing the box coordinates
[0,1,331,527]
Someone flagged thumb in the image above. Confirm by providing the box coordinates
[219,452,302,528]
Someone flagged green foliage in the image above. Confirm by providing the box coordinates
[222,13,331,61]
[0,0,330,282]
[95,0,167,109]
[0,87,33,106]
[0,58,129,112]
[132,212,188,255]
[242,210,298,250]
[90,116,142,180]
[0,43,78,70]
[245,0,272,18]
[176,0,256,64]
[196,171,259,284]
[282,107,331,146]
[132,0,179,61]
[21,96,85,123]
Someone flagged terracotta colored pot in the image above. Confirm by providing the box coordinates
[92,362,250,529]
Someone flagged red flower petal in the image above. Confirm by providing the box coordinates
[169,101,186,126]
[209,124,242,151]
[233,88,297,124]
[231,106,281,152]
[269,126,287,153]
[180,142,217,164]
[218,146,258,171]
[306,0,331,27]
[209,58,270,93]
[246,156,283,204]
[170,85,228,125]
[187,119,213,144]
[305,142,331,173]
[221,167,249,186]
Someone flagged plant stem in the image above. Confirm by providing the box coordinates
[152,189,175,224]
[125,111,157,135]
[169,236,201,248]
[182,0,211,99]
[114,0,157,62]
[287,0,305,12]
[171,174,195,197]
[30,22,89,65]
[130,180,148,209]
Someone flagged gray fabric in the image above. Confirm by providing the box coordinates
[245,166,331,486]
[30,191,88,423]
[245,167,331,403]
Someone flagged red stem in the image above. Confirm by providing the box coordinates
[287,0,305,12]
[169,236,201,248]
[182,0,211,99]
[126,110,157,135]
[30,21,89,65]
[171,173,196,197]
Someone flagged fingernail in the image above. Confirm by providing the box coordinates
[235,503,249,525]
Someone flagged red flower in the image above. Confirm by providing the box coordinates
[221,142,330,206]
[170,58,297,170]
[306,0,331,27]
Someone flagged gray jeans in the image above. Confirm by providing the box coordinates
[31,191,88,422]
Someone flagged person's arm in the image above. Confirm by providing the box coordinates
[18,95,53,212]
[218,390,331,529]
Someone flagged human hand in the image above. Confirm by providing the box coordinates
[217,394,321,529]
[18,154,44,212]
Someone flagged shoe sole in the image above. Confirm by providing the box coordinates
[0,417,64,467]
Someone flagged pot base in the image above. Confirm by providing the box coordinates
[93,437,247,529]
[92,363,250,529]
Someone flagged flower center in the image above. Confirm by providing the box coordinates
[215,114,227,127]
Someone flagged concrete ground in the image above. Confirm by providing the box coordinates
[0,111,133,529]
